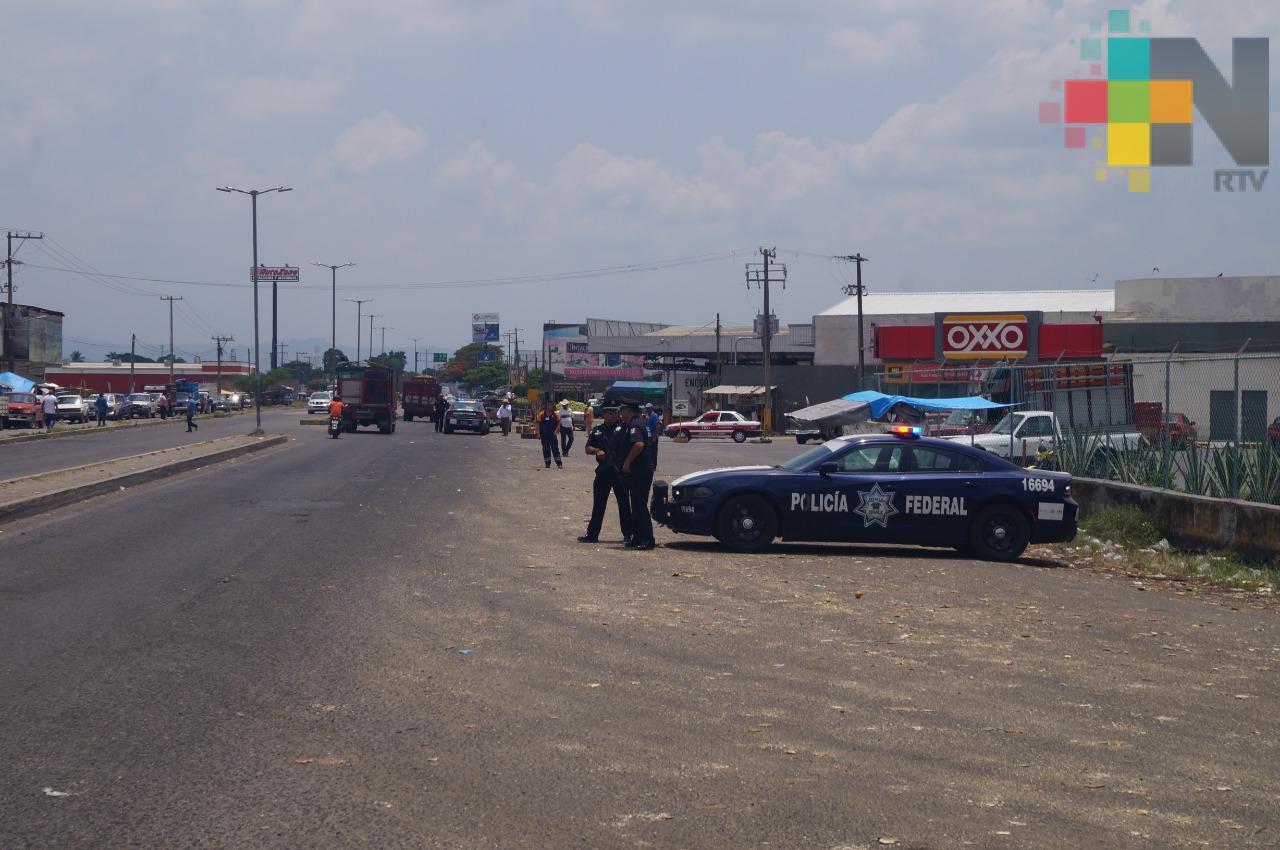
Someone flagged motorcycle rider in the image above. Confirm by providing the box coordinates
[328,394,345,436]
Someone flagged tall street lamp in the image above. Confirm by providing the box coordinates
[344,298,373,362]
[313,261,355,380]
[217,185,292,434]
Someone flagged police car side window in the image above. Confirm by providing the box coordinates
[906,446,981,473]
[834,445,881,472]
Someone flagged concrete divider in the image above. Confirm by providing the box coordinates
[1072,477,1280,559]
[0,409,249,447]
[0,434,287,524]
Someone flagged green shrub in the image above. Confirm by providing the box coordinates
[1080,505,1162,548]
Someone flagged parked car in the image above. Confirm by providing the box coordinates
[663,410,763,443]
[86,393,126,420]
[443,399,490,434]
[56,395,91,423]
[125,392,156,418]
[307,391,333,415]
[4,392,41,428]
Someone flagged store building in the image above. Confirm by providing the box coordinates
[1,303,64,380]
[44,360,255,394]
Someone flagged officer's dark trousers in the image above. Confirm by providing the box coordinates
[541,434,562,467]
[587,468,632,541]
[625,467,655,544]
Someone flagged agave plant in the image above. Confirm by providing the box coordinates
[1241,443,1280,505]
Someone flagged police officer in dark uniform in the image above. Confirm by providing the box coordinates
[578,406,633,544]
[617,402,656,550]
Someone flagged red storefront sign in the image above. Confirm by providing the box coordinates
[876,322,1103,362]
[941,314,1030,360]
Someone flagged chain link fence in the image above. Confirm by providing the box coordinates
[869,352,1280,505]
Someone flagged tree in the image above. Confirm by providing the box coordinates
[282,359,315,385]
[464,361,507,390]
[523,367,544,390]
[70,350,85,362]
[107,352,156,363]
[159,354,186,364]
[322,348,347,374]
[443,343,503,382]
[370,350,407,372]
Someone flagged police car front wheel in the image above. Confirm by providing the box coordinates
[968,504,1030,562]
[716,494,778,553]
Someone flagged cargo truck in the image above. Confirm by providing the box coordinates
[337,363,397,434]
[401,375,441,422]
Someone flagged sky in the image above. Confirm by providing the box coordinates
[3,0,1277,366]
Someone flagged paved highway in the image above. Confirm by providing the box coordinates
[0,408,301,481]
[1,423,1276,848]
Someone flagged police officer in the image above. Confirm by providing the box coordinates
[617,402,656,550]
[578,406,632,544]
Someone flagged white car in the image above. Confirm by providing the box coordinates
[307,392,333,415]
[56,395,91,423]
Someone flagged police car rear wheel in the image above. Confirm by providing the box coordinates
[969,504,1029,562]
[716,494,777,553]
[732,430,747,443]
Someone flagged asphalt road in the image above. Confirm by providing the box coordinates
[0,407,299,480]
[1,424,1276,848]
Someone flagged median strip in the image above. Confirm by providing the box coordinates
[0,433,287,523]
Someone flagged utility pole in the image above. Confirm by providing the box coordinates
[368,314,380,359]
[714,312,722,384]
[130,334,136,393]
[746,248,785,436]
[4,230,43,372]
[313,262,355,381]
[512,328,523,383]
[160,295,183,387]
[378,325,391,357]
[212,335,234,393]
[410,337,420,374]
[344,299,373,362]
[217,184,292,435]
[840,254,870,389]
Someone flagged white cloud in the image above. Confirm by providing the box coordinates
[827,20,923,66]
[206,71,346,123]
[319,112,426,175]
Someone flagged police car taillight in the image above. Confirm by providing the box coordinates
[890,425,922,438]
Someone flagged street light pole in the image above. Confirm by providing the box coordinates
[314,262,354,380]
[343,298,373,363]
[410,337,420,374]
[217,184,292,435]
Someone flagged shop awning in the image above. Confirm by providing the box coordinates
[785,398,871,427]
[703,385,775,396]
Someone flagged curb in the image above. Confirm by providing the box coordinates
[0,410,249,447]
[0,434,288,524]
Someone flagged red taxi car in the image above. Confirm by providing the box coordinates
[664,410,763,444]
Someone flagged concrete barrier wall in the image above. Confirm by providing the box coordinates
[1072,477,1280,559]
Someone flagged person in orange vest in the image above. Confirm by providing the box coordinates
[328,395,345,435]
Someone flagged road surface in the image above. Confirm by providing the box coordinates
[1,422,1276,848]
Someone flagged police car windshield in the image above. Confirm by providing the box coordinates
[776,440,842,471]
[990,413,1021,435]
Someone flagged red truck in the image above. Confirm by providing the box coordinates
[401,375,441,422]
[3,392,42,428]
[1134,401,1197,448]
[336,363,397,434]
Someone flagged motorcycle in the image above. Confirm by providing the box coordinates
[328,416,342,438]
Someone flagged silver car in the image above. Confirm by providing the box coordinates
[126,392,156,418]
[307,391,333,415]
[56,395,90,423]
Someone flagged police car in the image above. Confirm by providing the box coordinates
[651,426,1077,562]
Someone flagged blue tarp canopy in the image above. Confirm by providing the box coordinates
[0,371,35,393]
[841,390,1014,420]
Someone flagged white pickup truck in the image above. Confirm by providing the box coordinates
[946,410,1147,466]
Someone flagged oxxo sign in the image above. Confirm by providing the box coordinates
[935,312,1041,361]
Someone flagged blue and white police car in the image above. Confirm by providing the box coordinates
[651,426,1078,562]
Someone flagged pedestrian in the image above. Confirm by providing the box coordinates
[617,402,656,550]
[41,392,57,431]
[497,400,513,436]
[578,406,632,544]
[434,397,449,433]
[645,403,662,470]
[186,394,199,432]
[584,403,595,432]
[94,392,109,427]
[537,399,562,469]
[558,401,575,456]
[158,393,169,420]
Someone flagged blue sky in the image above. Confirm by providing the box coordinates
[2,0,1276,364]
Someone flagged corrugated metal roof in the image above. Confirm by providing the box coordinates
[818,289,1115,317]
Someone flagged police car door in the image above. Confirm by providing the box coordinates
[896,444,983,546]
[804,441,909,544]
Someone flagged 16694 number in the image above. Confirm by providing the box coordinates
[1022,477,1055,493]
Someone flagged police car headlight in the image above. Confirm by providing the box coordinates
[690,486,715,500]
[1063,484,1071,497]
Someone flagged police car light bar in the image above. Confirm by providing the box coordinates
[890,425,923,437]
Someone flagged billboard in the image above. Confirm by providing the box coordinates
[251,265,300,282]
[936,313,1041,361]
[472,313,500,344]
[543,323,644,380]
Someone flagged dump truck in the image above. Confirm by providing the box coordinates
[401,375,441,422]
[336,363,397,434]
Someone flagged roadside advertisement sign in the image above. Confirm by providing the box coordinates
[936,313,1041,361]
[472,313,500,344]
[251,265,300,282]
[543,323,644,380]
